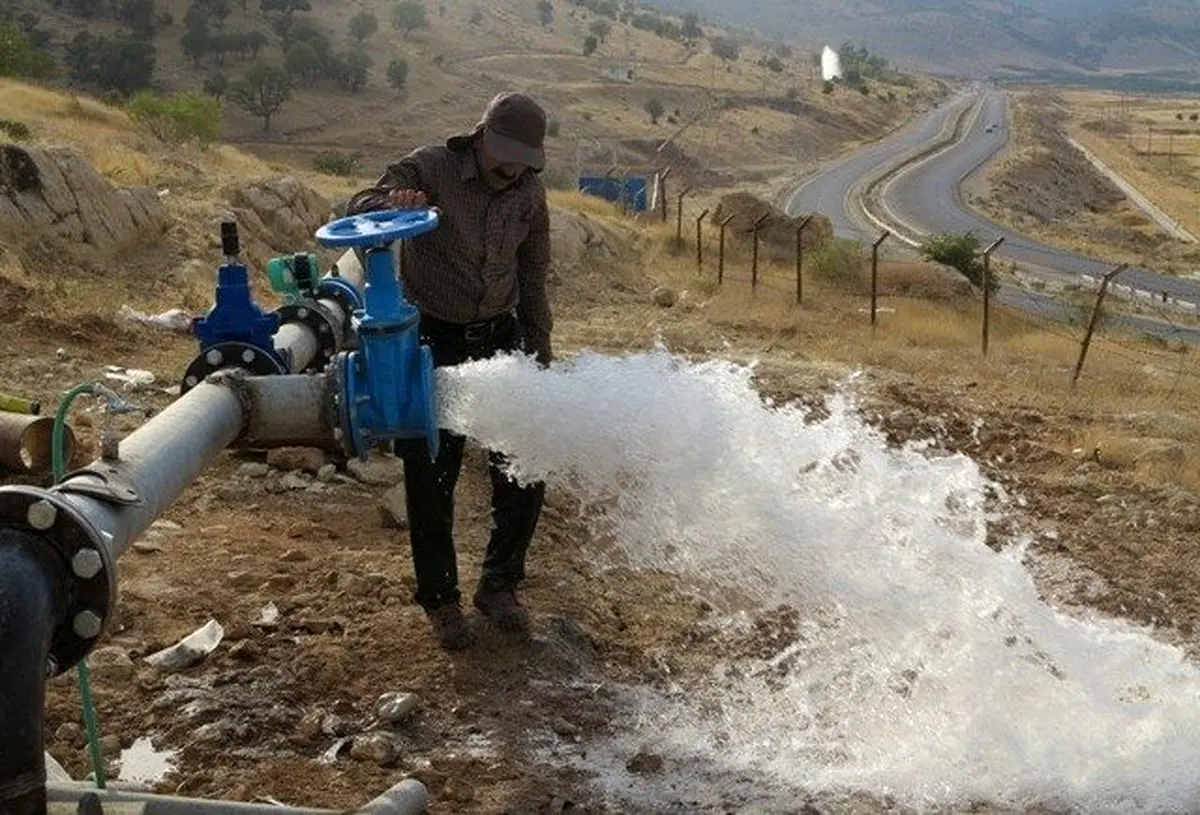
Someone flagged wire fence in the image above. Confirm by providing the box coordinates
[634,197,1200,402]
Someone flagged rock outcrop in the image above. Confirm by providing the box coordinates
[0,143,166,250]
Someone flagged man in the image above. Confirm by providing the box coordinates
[345,92,553,650]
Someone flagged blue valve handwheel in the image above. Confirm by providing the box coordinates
[315,208,440,248]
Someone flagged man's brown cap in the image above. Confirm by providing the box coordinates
[477,92,546,171]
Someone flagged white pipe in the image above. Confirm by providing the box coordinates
[46,776,428,814]
[52,375,329,563]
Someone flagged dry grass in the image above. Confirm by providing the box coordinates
[1062,89,1200,238]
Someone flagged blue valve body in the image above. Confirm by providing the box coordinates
[315,209,441,461]
[193,259,283,365]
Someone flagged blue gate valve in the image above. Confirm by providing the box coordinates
[193,221,282,355]
[315,209,441,461]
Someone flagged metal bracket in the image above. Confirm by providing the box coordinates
[55,464,142,506]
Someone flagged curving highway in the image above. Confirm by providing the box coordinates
[877,90,1200,304]
[782,89,978,238]
[783,86,1200,343]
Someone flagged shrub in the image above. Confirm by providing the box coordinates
[808,238,864,285]
[312,150,360,176]
[126,90,221,147]
[0,119,32,140]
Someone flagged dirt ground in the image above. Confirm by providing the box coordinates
[5,243,1199,813]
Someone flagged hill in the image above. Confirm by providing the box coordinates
[0,0,942,196]
[645,0,1200,85]
[7,74,1200,814]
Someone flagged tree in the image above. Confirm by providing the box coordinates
[0,20,56,78]
[536,0,553,28]
[391,0,426,38]
[260,0,309,13]
[386,57,408,88]
[117,0,157,37]
[763,55,783,73]
[582,34,597,56]
[334,50,369,92]
[920,233,996,293]
[588,18,610,42]
[348,9,377,42]
[644,98,664,124]
[181,24,211,67]
[283,39,321,79]
[710,36,739,62]
[229,62,290,131]
[202,71,228,100]
[680,10,701,40]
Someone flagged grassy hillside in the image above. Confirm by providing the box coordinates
[0,0,940,193]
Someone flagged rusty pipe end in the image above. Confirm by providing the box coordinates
[0,414,77,474]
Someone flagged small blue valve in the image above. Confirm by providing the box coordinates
[315,208,441,461]
[192,221,283,364]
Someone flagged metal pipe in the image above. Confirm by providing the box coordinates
[274,322,319,373]
[46,776,428,814]
[52,382,244,563]
[52,374,333,563]
[0,413,77,474]
[334,249,368,291]
[240,373,333,447]
[274,296,348,373]
[0,530,67,815]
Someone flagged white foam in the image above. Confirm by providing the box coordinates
[438,348,1200,812]
[117,735,177,786]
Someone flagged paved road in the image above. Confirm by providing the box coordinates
[783,88,1200,345]
[877,89,1200,306]
[782,89,978,238]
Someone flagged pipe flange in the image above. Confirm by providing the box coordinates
[277,301,339,371]
[179,341,288,395]
[316,277,362,321]
[0,486,116,676]
[327,351,361,460]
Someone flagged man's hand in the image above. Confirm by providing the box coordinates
[386,189,428,209]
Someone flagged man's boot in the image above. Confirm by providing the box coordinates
[473,588,531,636]
[427,602,474,650]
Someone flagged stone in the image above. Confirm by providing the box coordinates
[625,751,663,775]
[347,453,404,486]
[280,471,311,491]
[55,722,83,745]
[378,485,408,530]
[266,447,327,474]
[651,286,677,308]
[87,645,136,681]
[237,462,271,479]
[0,144,167,250]
[376,691,419,723]
[350,732,399,765]
[226,176,333,255]
[280,548,309,563]
[316,464,337,483]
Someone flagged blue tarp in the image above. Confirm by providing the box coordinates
[579,176,648,212]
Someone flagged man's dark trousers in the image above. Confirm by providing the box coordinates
[395,312,545,612]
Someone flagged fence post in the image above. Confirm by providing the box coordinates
[795,215,813,305]
[658,167,672,223]
[718,213,735,285]
[751,213,770,290]
[695,209,710,272]
[981,237,1004,356]
[871,230,890,327]
[1072,263,1128,388]
[675,187,692,247]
